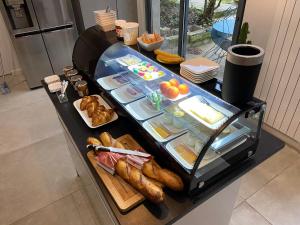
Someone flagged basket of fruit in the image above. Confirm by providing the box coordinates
[137,33,164,51]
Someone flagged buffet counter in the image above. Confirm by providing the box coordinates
[42,73,284,225]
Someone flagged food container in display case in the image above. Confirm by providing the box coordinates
[93,42,266,194]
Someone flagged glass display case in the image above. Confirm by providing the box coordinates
[94,42,265,194]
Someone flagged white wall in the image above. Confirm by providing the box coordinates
[78,0,117,29]
[246,0,300,143]
[117,0,138,22]
[243,0,280,49]
[79,0,138,30]
[0,13,20,75]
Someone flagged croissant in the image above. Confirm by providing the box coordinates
[86,101,99,117]
[142,159,184,191]
[92,106,106,118]
[101,111,112,121]
[92,114,106,126]
[116,159,164,203]
[80,96,98,110]
[94,105,106,113]
[106,108,114,116]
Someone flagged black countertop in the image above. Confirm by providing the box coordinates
[43,75,284,225]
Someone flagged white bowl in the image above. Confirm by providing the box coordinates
[137,35,164,51]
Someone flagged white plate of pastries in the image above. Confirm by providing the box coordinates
[73,95,118,128]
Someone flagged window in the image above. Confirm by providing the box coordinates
[186,0,239,59]
[146,0,246,77]
[150,0,181,54]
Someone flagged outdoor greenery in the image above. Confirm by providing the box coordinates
[160,0,180,29]
[161,0,236,29]
[160,0,238,50]
[238,22,252,44]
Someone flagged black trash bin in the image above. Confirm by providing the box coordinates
[222,44,265,104]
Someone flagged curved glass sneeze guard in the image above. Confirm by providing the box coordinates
[94,43,257,175]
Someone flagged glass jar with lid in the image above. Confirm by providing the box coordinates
[63,66,74,76]
[75,80,89,97]
[66,69,78,80]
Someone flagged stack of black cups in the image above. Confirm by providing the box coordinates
[222,44,265,105]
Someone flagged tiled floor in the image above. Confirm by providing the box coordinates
[0,80,300,225]
[0,81,100,225]
[230,145,300,225]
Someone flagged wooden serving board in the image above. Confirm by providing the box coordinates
[87,134,145,212]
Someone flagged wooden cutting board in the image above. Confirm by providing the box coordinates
[87,134,145,212]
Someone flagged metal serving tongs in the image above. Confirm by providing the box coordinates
[86,145,151,158]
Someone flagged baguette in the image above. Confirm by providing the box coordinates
[147,177,164,189]
[142,159,184,191]
[115,159,164,203]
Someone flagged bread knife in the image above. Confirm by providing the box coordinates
[87,145,151,158]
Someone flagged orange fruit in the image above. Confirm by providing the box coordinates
[166,86,179,99]
[160,81,172,94]
[169,78,180,87]
[178,84,189,95]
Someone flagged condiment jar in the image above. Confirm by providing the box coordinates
[70,75,82,87]
[66,69,78,80]
[63,66,73,76]
[75,80,89,97]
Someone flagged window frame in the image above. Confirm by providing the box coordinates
[145,0,247,57]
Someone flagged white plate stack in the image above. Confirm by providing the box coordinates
[94,10,116,32]
[180,57,220,84]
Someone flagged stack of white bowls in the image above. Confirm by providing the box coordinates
[180,57,220,83]
[94,10,116,32]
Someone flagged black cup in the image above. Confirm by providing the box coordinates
[222,44,265,104]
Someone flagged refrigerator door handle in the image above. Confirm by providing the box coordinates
[41,24,73,33]
[14,30,42,38]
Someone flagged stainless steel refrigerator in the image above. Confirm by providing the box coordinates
[0,0,78,88]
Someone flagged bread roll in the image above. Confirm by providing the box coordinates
[116,159,164,203]
[142,160,184,191]
[87,137,102,146]
[99,132,125,149]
